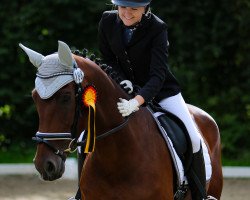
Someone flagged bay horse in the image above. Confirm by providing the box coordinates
[20,41,223,199]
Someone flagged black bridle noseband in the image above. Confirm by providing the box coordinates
[32,132,74,161]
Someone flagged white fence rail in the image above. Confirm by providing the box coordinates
[0,158,78,180]
[0,158,249,179]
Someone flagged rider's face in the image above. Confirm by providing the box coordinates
[118,6,145,26]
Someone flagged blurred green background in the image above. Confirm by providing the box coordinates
[0,0,249,165]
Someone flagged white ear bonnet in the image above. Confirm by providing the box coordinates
[19,41,84,99]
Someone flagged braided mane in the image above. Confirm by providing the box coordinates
[72,48,131,94]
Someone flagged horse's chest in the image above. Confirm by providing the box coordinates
[81,168,170,200]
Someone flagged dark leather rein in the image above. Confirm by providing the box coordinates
[32,83,130,160]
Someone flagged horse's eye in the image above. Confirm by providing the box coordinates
[59,94,71,104]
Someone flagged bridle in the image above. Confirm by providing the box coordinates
[32,79,83,160]
[32,132,74,161]
[32,79,130,161]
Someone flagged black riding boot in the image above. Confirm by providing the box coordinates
[187,144,207,200]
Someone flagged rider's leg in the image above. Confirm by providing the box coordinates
[159,93,215,200]
[159,93,202,153]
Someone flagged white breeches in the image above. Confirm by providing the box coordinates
[159,93,202,153]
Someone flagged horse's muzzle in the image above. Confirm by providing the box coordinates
[35,157,65,181]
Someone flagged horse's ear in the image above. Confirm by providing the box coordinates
[58,41,73,68]
[19,43,44,68]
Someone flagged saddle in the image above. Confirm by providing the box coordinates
[147,104,193,187]
[148,103,212,199]
[148,104,193,179]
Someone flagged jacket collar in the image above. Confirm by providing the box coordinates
[115,13,152,48]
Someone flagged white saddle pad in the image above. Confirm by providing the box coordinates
[152,111,212,186]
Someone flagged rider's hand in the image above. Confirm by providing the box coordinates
[120,80,133,94]
[117,98,139,117]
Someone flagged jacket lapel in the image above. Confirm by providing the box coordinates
[127,16,152,47]
[112,17,127,56]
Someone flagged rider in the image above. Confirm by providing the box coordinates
[98,0,216,199]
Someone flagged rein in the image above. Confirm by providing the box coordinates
[77,116,130,146]
[32,117,130,160]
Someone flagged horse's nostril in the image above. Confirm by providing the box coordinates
[45,161,55,174]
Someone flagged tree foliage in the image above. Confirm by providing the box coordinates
[0,0,249,163]
[153,0,250,159]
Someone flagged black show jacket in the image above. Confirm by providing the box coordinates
[98,10,181,103]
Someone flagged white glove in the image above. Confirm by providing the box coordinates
[117,98,139,117]
[120,80,133,94]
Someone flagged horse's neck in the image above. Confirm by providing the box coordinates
[93,120,139,169]
[78,57,146,168]
[86,87,137,165]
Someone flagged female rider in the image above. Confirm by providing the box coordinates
[98,1,216,199]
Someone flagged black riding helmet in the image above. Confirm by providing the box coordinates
[111,0,152,7]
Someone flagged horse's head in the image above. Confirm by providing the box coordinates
[20,41,87,180]
[20,41,127,181]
